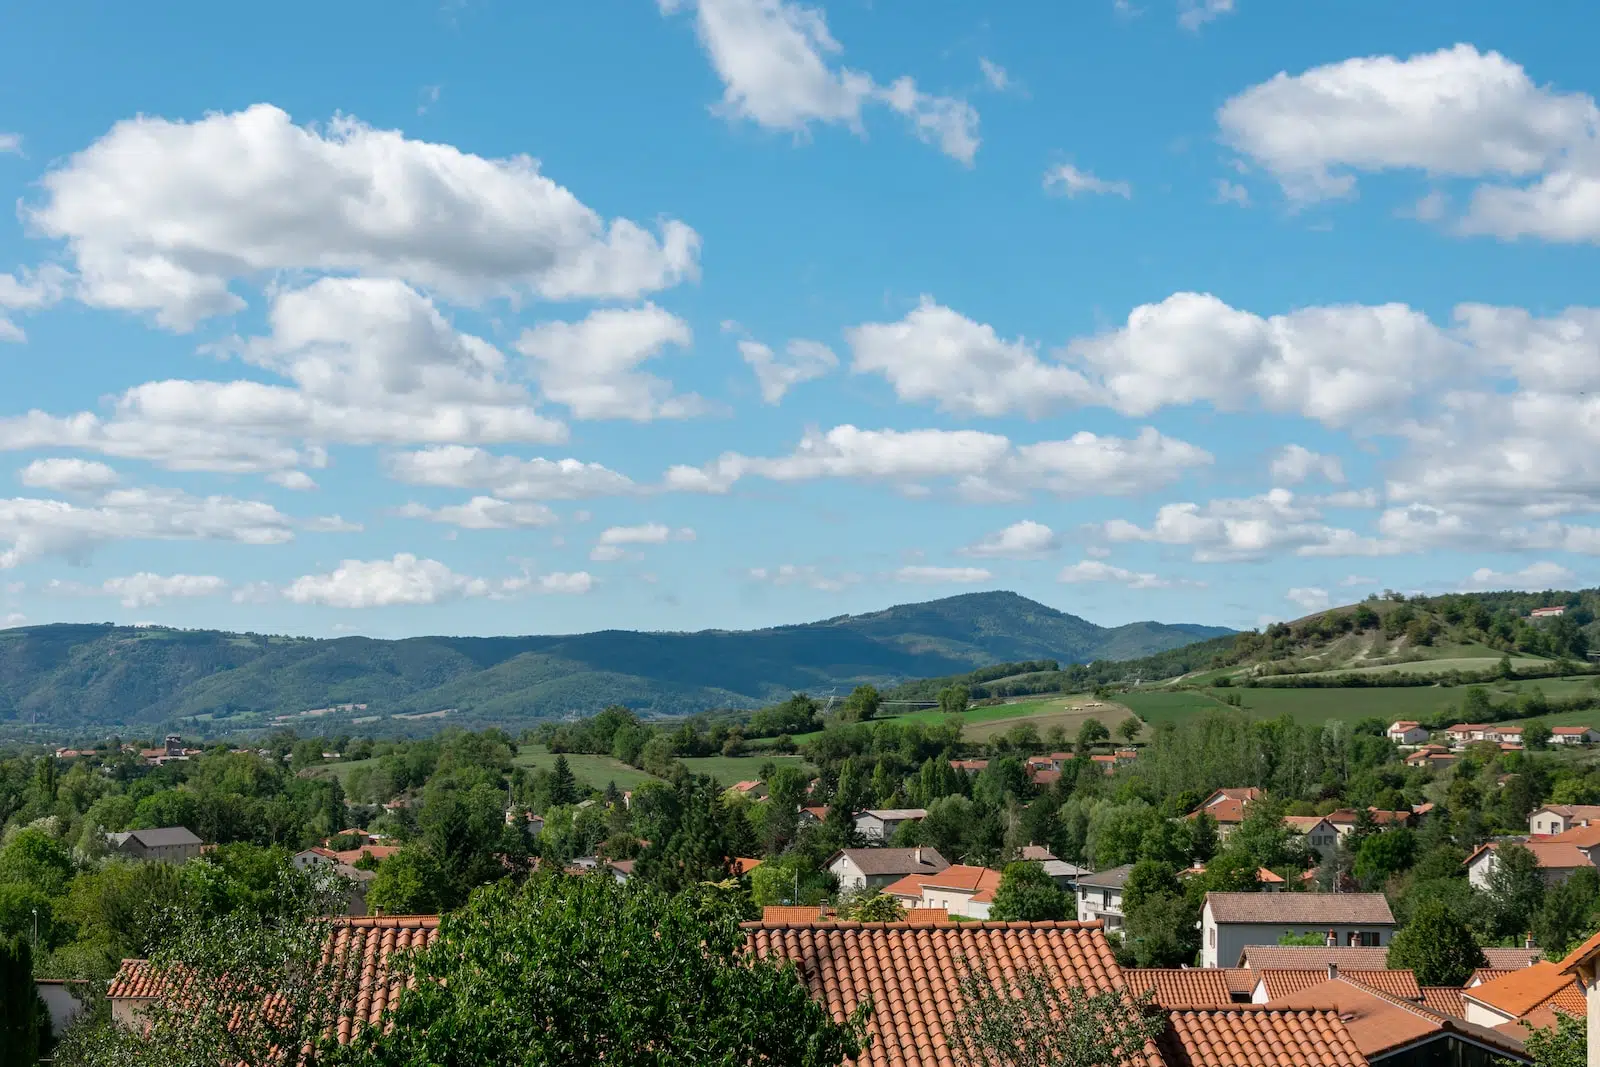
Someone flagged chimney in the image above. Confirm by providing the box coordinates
[1327,962,1338,980]
[914,848,924,866]
[1525,932,1535,949]
[1325,929,1337,947]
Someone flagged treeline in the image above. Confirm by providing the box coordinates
[882,660,1061,702]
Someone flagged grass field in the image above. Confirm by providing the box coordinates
[1295,654,1552,678]
[680,754,814,786]
[959,699,1140,742]
[512,745,661,791]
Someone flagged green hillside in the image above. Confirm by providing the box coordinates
[0,591,1230,732]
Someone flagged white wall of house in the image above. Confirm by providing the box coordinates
[922,888,991,919]
[1076,884,1125,931]
[1387,726,1429,745]
[1467,849,1583,890]
[1200,916,1394,969]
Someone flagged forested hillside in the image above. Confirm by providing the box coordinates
[0,592,1229,732]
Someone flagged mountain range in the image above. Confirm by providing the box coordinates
[0,591,1231,732]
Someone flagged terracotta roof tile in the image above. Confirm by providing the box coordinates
[744,920,1144,1067]
[1265,976,1526,1061]
[1255,969,1421,1002]
[1470,968,1515,987]
[919,865,1002,897]
[904,908,951,924]
[107,915,441,1046]
[1123,969,1235,1010]
[1420,987,1466,1017]
[1482,947,1542,970]
[762,906,830,923]
[1558,928,1600,972]
[828,848,950,878]
[1464,961,1583,1019]
[1220,969,1257,995]
[1236,946,1390,971]
[1160,1008,1366,1067]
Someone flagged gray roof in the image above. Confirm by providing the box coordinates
[119,826,202,848]
[860,808,928,821]
[1237,945,1391,970]
[1206,891,1395,925]
[1076,864,1134,889]
[829,848,949,877]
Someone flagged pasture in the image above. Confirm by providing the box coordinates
[512,745,661,791]
[680,754,814,786]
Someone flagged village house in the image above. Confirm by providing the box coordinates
[826,847,948,893]
[1200,892,1397,969]
[1326,807,1414,837]
[1465,840,1594,890]
[1405,745,1458,769]
[885,864,1002,919]
[106,826,203,864]
[1460,960,1586,1035]
[797,805,828,826]
[1282,815,1341,861]
[1550,726,1600,746]
[1528,804,1600,836]
[728,780,767,801]
[1387,721,1430,745]
[1185,787,1262,840]
[1019,844,1089,888]
[853,808,927,843]
[1075,864,1132,932]
[1529,606,1567,619]
[1554,929,1600,1065]
[289,849,376,915]
[947,759,988,774]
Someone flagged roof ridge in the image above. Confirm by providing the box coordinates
[739,918,1102,930]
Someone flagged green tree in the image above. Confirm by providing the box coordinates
[329,876,866,1067]
[1486,844,1547,939]
[1075,719,1110,754]
[548,756,580,807]
[987,862,1066,922]
[1188,812,1219,864]
[1386,898,1488,987]
[1523,1011,1585,1067]
[0,936,44,1067]
[1352,829,1416,887]
[1524,720,1554,750]
[1123,891,1200,968]
[938,686,971,717]
[839,685,882,724]
[1114,718,1141,746]
[1533,867,1600,959]
[946,960,1164,1067]
[837,889,905,922]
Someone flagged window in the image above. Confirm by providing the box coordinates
[1208,928,1216,947]
[1357,931,1381,947]
[1101,890,1111,909]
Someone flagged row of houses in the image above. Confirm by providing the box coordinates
[1388,719,1600,749]
[103,901,1600,1066]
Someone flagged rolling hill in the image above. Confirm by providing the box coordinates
[0,591,1231,731]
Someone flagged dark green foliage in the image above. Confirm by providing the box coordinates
[1123,890,1200,968]
[1533,867,1600,959]
[1486,843,1548,939]
[0,593,1233,727]
[1523,1011,1586,1067]
[987,862,1066,922]
[0,936,43,1067]
[1386,899,1487,987]
[328,875,867,1067]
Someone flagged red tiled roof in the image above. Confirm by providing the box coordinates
[1471,968,1515,987]
[1205,892,1394,925]
[1465,961,1583,1019]
[1482,947,1542,970]
[1236,946,1390,971]
[882,872,935,899]
[1160,1008,1365,1067]
[762,906,830,923]
[1123,969,1235,1010]
[1467,840,1592,870]
[903,908,950,924]
[1220,969,1257,995]
[919,865,1002,897]
[333,844,399,865]
[744,920,1145,1067]
[733,857,762,874]
[1420,987,1465,1017]
[1255,969,1421,1002]
[107,915,441,1046]
[1266,976,1527,1061]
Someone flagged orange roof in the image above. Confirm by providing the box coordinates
[919,864,1002,899]
[1558,927,1600,973]
[903,908,950,923]
[733,857,762,875]
[1255,867,1284,884]
[1266,976,1528,1060]
[744,920,1150,1067]
[1160,1008,1365,1067]
[761,906,829,923]
[1471,968,1516,986]
[881,871,935,899]
[108,915,440,1045]
[333,844,399,865]
[1255,968,1421,1002]
[1468,840,1592,870]
[1420,987,1466,1017]
[1220,969,1257,995]
[1548,823,1600,847]
[1465,960,1583,1019]
[1122,968,1235,1010]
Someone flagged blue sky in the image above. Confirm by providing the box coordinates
[1,0,1598,639]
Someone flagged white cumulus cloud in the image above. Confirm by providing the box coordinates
[1286,586,1332,612]
[963,520,1059,559]
[893,565,991,584]
[1270,445,1345,485]
[516,304,704,421]
[739,337,838,403]
[1462,561,1577,591]
[18,458,119,493]
[1058,559,1193,590]
[100,573,229,608]
[1043,163,1132,199]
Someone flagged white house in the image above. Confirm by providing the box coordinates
[1199,892,1396,969]
[826,847,948,893]
[886,864,1002,919]
[1075,865,1132,932]
[1464,841,1593,890]
[1281,816,1341,862]
[1387,721,1429,745]
[854,808,927,843]
[1529,805,1600,836]
[1554,929,1600,1067]
[1551,727,1600,746]
[1185,788,1261,841]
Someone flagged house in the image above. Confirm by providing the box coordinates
[1387,721,1430,745]
[1530,606,1567,619]
[1406,745,1458,769]
[106,826,203,864]
[289,849,378,914]
[1237,944,1393,970]
[746,917,1370,1067]
[1075,865,1133,932]
[1185,788,1262,839]
[1555,929,1600,1064]
[1282,816,1341,861]
[1266,974,1531,1065]
[1459,960,1586,1034]
[1250,967,1421,1003]
[1494,725,1525,744]
[109,915,439,1034]
[1121,968,1236,1010]
[505,808,546,837]
[1464,841,1593,890]
[1327,807,1413,836]
[947,759,988,774]
[1018,844,1090,888]
[853,808,927,843]
[798,805,829,826]
[885,865,1002,919]
[34,979,91,1039]
[729,780,767,801]
[1551,726,1600,746]
[826,847,948,893]
[1200,892,1397,969]
[1529,804,1600,836]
